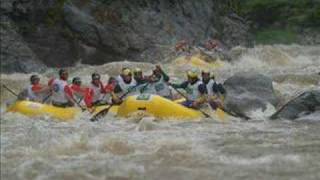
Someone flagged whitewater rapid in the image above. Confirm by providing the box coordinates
[1,45,320,180]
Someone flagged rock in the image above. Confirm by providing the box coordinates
[63,4,131,64]
[0,17,46,73]
[270,90,320,120]
[220,14,251,48]
[1,0,251,72]
[22,25,81,67]
[62,0,251,64]
[223,72,279,117]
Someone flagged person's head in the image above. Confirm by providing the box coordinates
[149,74,158,82]
[201,70,211,83]
[91,73,101,86]
[59,69,68,80]
[72,77,82,86]
[133,68,143,81]
[187,69,198,84]
[121,68,132,83]
[30,74,40,85]
[153,68,161,78]
[108,76,116,84]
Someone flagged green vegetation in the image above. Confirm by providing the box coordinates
[254,29,298,44]
[240,0,320,28]
[225,0,320,44]
[96,0,115,5]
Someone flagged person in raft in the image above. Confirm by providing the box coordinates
[200,70,226,110]
[24,74,51,102]
[84,73,116,107]
[48,69,76,107]
[69,77,89,105]
[133,68,148,85]
[148,65,172,99]
[112,68,138,104]
[170,69,207,109]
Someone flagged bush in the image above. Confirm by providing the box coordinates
[237,0,320,28]
[254,29,298,44]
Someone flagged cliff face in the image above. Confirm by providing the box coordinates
[1,0,250,73]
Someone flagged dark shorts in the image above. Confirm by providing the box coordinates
[181,100,195,108]
[92,100,108,106]
[52,101,73,108]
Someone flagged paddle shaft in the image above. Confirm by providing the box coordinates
[270,91,305,119]
[90,83,141,121]
[169,84,211,118]
[172,83,251,120]
[42,92,52,103]
[2,84,19,97]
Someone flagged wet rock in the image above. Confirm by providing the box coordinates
[63,4,130,64]
[0,17,46,73]
[1,0,251,72]
[220,13,251,48]
[223,72,279,117]
[270,90,320,120]
[62,0,251,64]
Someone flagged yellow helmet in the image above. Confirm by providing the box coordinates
[122,68,132,76]
[187,69,198,78]
[133,68,142,74]
[201,69,210,74]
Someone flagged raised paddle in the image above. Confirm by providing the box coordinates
[90,84,140,122]
[1,84,19,97]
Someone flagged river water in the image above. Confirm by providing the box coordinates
[1,45,320,180]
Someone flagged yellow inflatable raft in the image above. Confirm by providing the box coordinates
[6,101,118,122]
[173,52,224,70]
[7,94,227,121]
[116,94,203,120]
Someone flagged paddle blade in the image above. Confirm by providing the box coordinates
[216,108,226,121]
[90,107,111,122]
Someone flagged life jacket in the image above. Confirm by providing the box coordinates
[27,84,43,102]
[151,76,171,97]
[70,84,87,103]
[204,79,216,96]
[89,82,104,103]
[116,75,137,97]
[50,79,70,104]
[185,80,203,101]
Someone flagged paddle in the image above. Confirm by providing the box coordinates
[70,95,87,111]
[1,84,19,97]
[218,105,250,120]
[169,84,212,118]
[90,84,140,122]
[270,91,305,120]
[42,92,52,103]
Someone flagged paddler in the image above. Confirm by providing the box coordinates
[147,65,172,99]
[112,68,137,104]
[170,69,207,109]
[84,73,110,107]
[133,68,147,85]
[69,77,89,105]
[23,74,51,102]
[201,70,225,110]
[48,69,76,107]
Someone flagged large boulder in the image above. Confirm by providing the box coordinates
[62,0,251,64]
[1,0,251,72]
[223,72,279,117]
[0,17,46,73]
[270,90,320,120]
[63,4,132,64]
